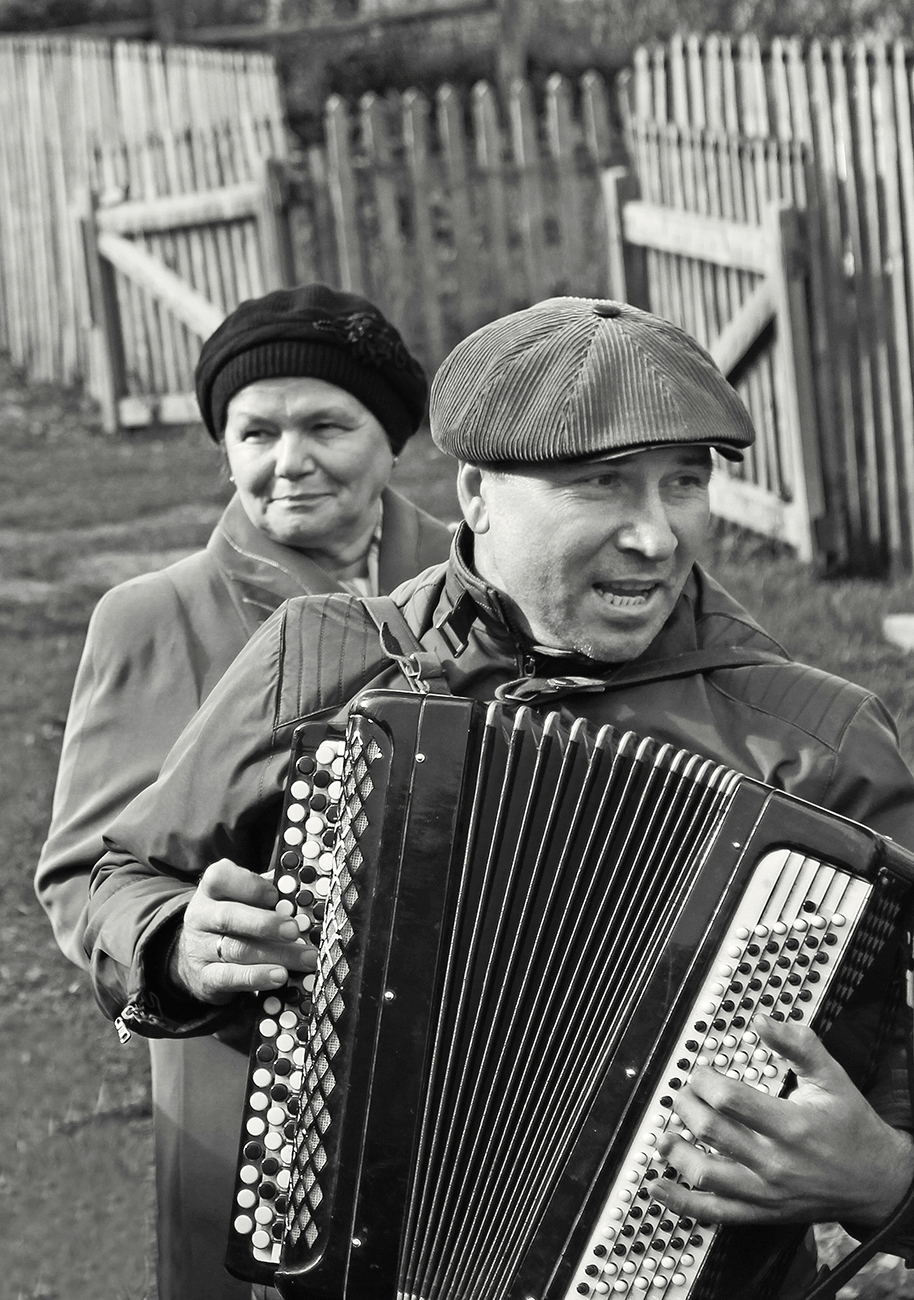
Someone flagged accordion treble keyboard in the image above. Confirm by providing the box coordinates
[566,849,870,1298]
[225,728,346,1283]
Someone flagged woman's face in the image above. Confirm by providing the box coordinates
[222,376,395,559]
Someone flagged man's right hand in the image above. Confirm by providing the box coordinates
[169,858,316,1004]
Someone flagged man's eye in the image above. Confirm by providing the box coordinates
[669,476,709,494]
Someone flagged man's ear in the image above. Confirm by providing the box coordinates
[456,462,490,534]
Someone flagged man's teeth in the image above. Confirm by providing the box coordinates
[596,585,653,607]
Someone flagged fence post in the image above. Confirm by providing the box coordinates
[600,166,648,307]
[257,157,296,290]
[767,200,824,563]
[74,188,127,433]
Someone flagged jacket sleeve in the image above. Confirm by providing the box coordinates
[821,694,914,1259]
[817,692,914,853]
[85,606,297,1030]
[34,573,208,970]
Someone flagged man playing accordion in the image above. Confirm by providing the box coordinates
[87,299,914,1297]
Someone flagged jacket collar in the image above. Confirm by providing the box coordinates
[207,489,430,637]
[436,523,785,684]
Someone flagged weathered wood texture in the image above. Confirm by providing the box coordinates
[292,72,619,373]
[624,34,914,575]
[0,37,287,393]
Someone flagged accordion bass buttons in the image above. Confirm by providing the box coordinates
[564,849,871,1299]
[226,735,346,1279]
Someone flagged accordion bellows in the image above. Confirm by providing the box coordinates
[227,691,914,1300]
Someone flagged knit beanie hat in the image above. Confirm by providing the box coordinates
[195,283,428,453]
[430,297,755,464]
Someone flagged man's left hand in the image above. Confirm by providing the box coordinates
[653,1014,914,1228]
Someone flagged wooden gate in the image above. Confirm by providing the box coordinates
[76,156,295,433]
[602,165,824,565]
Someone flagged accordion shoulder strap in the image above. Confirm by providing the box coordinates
[360,595,452,695]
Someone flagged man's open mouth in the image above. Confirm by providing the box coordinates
[594,582,658,609]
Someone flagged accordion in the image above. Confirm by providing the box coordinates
[227,689,914,1300]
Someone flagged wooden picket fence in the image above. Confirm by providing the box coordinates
[290,71,621,372]
[0,37,287,390]
[621,34,914,575]
[7,32,914,573]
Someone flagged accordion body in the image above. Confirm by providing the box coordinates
[227,689,914,1300]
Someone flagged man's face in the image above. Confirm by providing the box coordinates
[459,446,713,663]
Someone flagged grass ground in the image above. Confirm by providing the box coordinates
[2,357,914,1298]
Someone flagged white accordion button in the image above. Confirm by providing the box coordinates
[290,780,310,799]
[286,803,305,823]
[283,827,303,846]
[234,1214,254,1234]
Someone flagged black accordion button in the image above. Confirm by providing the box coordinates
[296,757,315,776]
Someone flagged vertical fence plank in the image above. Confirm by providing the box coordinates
[686,34,706,129]
[834,39,883,563]
[436,83,483,337]
[509,76,549,303]
[402,89,446,366]
[867,40,906,568]
[807,40,858,565]
[631,45,652,123]
[303,143,338,286]
[360,92,409,327]
[875,40,914,569]
[580,71,615,165]
[546,73,586,294]
[893,43,914,564]
[472,82,515,311]
[703,34,724,133]
[669,33,689,126]
[325,94,365,293]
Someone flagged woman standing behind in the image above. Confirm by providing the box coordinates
[35,283,452,1300]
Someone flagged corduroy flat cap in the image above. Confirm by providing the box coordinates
[430,297,755,463]
[195,283,427,453]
